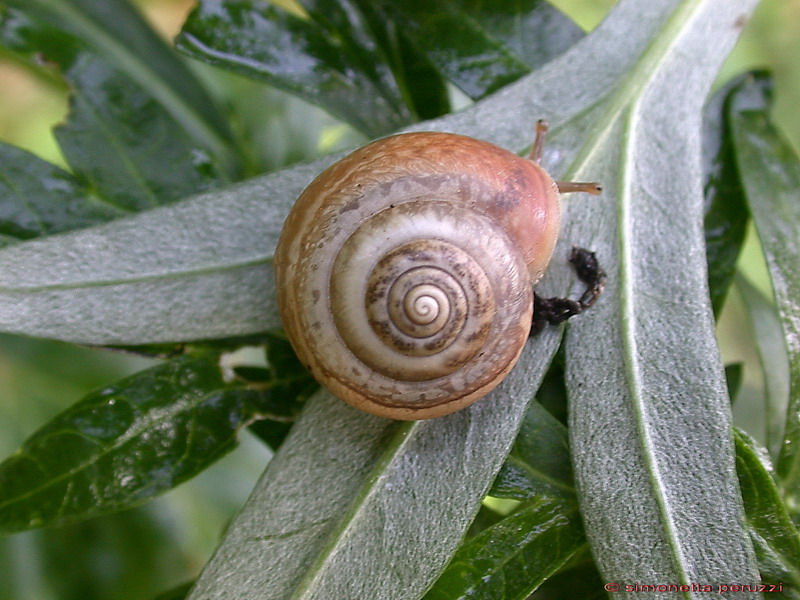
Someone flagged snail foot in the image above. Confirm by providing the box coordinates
[530,246,607,336]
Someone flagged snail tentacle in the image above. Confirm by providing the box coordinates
[275,129,602,420]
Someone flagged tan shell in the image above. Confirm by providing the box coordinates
[274,132,560,420]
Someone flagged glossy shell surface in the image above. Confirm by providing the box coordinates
[274,132,560,419]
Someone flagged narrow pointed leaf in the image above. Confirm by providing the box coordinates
[180,0,760,598]
[5,0,238,172]
[186,347,555,600]
[422,498,585,600]
[0,354,266,534]
[558,0,762,592]
[737,275,790,459]
[55,55,229,211]
[702,73,752,316]
[732,106,800,498]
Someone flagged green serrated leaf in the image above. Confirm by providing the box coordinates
[55,55,229,211]
[177,0,412,137]
[0,141,122,244]
[735,429,800,597]
[423,498,585,600]
[731,102,800,504]
[0,354,260,534]
[490,399,574,501]
[5,0,239,174]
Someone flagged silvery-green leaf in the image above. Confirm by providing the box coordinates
[0,0,761,597]
[559,0,761,592]
[175,0,758,598]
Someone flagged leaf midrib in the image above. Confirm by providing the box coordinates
[560,0,705,181]
[281,1,713,597]
[446,502,584,599]
[0,255,272,293]
[64,86,162,209]
[287,419,412,600]
[617,104,693,592]
[559,0,708,594]
[0,367,279,517]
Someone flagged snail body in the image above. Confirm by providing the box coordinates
[275,130,585,420]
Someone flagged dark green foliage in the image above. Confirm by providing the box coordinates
[177,0,581,135]
[702,73,754,315]
[0,142,121,245]
[735,430,800,598]
[0,354,257,533]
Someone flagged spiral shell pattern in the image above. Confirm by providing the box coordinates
[275,132,560,420]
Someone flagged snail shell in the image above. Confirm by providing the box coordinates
[274,132,560,420]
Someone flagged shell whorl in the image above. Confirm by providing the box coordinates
[331,201,522,384]
[275,132,560,420]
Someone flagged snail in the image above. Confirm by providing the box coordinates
[274,121,604,420]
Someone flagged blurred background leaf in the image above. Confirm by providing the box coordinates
[731,89,800,512]
[735,429,800,597]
